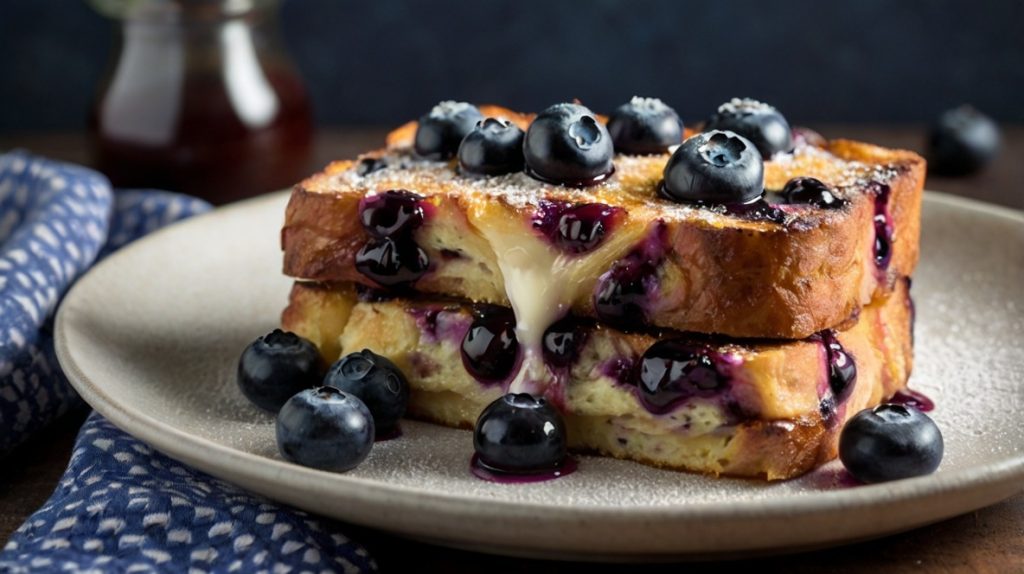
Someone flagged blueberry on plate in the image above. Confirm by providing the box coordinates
[839,404,944,483]
[926,105,1001,176]
[276,387,374,471]
[523,103,614,185]
[324,349,409,432]
[782,177,847,209]
[662,130,764,204]
[414,101,483,160]
[458,118,525,176]
[474,393,567,473]
[704,98,793,157]
[237,329,322,412]
[607,96,683,155]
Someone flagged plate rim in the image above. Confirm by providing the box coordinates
[53,190,1024,551]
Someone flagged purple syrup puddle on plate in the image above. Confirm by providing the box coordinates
[889,388,935,412]
[469,453,578,484]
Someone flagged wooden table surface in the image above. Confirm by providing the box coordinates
[1,127,1021,572]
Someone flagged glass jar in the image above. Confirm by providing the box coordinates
[88,0,313,204]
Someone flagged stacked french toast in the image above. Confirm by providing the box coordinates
[279,98,925,480]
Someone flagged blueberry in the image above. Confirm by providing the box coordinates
[927,105,1001,176]
[607,97,684,155]
[662,130,764,204]
[237,330,322,412]
[704,98,793,157]
[358,190,425,238]
[782,177,847,209]
[276,387,374,472]
[414,101,483,160]
[324,349,410,432]
[533,201,621,255]
[474,393,567,473]
[458,118,525,176]
[839,404,944,483]
[523,103,614,185]
[593,257,654,331]
[460,306,519,383]
[542,316,590,369]
[636,340,727,414]
[355,237,429,288]
[355,157,387,176]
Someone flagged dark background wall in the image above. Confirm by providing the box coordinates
[1,0,1021,132]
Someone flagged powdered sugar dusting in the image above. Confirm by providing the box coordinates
[328,140,903,228]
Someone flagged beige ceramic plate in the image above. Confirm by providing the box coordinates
[55,191,1024,561]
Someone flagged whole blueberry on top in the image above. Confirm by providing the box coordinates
[523,103,615,186]
[926,105,1001,176]
[839,404,944,483]
[324,349,410,432]
[704,98,793,157]
[607,96,684,155]
[474,393,568,473]
[782,177,847,209]
[276,386,374,472]
[414,101,483,160]
[458,118,526,176]
[662,130,764,204]
[237,329,322,412]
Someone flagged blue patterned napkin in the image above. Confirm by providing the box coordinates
[0,152,376,573]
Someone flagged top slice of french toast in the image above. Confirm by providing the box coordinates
[283,104,924,340]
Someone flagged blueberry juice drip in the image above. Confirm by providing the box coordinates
[872,183,894,270]
[354,189,431,288]
[469,453,578,483]
[815,330,858,423]
[889,389,935,412]
[592,222,667,331]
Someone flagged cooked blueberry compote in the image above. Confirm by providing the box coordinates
[358,190,425,238]
[704,98,794,157]
[237,330,322,412]
[324,349,410,434]
[635,340,729,414]
[839,404,943,483]
[458,118,525,176]
[782,177,847,209]
[593,225,665,330]
[607,96,683,155]
[532,200,622,255]
[414,101,483,160]
[872,183,894,269]
[355,237,430,288]
[276,387,374,472]
[662,130,765,205]
[523,103,614,186]
[822,330,857,403]
[542,316,591,370]
[472,394,571,479]
[889,389,935,412]
[926,105,1001,176]
[461,305,519,383]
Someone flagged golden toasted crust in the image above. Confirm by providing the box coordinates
[282,108,924,339]
[282,281,913,480]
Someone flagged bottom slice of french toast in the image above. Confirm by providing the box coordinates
[282,281,913,480]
